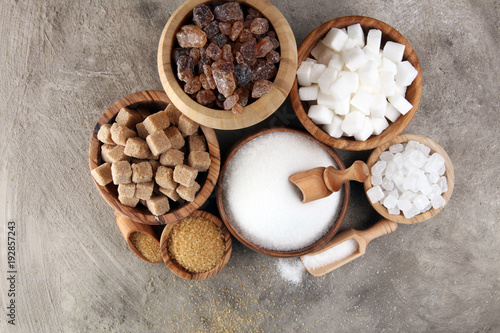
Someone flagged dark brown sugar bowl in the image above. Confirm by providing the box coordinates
[158,0,298,130]
[216,127,350,257]
[89,90,221,225]
[290,16,423,151]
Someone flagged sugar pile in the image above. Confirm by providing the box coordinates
[222,132,343,251]
[367,141,448,219]
[275,258,304,285]
[297,24,418,141]
[301,238,359,270]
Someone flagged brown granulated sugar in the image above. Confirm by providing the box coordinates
[129,231,162,263]
[168,216,225,273]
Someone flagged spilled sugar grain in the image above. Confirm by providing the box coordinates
[275,258,305,285]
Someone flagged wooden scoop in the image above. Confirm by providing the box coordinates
[289,161,369,203]
[300,218,398,276]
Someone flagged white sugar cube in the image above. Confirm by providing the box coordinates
[389,143,404,154]
[405,140,420,151]
[329,76,353,101]
[359,61,380,87]
[370,94,388,118]
[394,82,407,97]
[402,204,420,219]
[341,38,357,52]
[383,41,405,63]
[353,118,374,141]
[413,194,430,211]
[311,42,330,62]
[308,105,334,125]
[299,85,319,101]
[363,46,382,65]
[310,63,327,83]
[430,195,446,209]
[382,177,395,191]
[424,153,445,174]
[379,57,397,75]
[317,48,336,65]
[351,89,375,115]
[343,45,368,71]
[408,150,427,168]
[388,207,400,215]
[322,28,349,52]
[371,117,389,135]
[341,111,366,136]
[379,71,396,97]
[395,61,418,87]
[403,176,417,192]
[427,172,440,184]
[383,194,398,209]
[297,61,314,87]
[438,163,446,176]
[371,160,387,176]
[317,90,337,109]
[388,95,413,115]
[367,185,385,203]
[333,98,351,116]
[318,67,339,93]
[428,184,442,199]
[385,103,401,122]
[371,174,383,186]
[366,29,382,51]
[416,175,432,195]
[380,151,394,162]
[338,71,360,92]
[438,176,448,193]
[347,24,365,47]
[328,53,345,71]
[323,115,344,138]
[397,198,412,211]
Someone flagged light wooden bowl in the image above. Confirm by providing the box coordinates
[290,16,423,151]
[89,90,221,225]
[157,0,298,130]
[216,127,350,257]
[160,210,232,280]
[364,134,455,224]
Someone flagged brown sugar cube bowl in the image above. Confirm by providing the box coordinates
[160,210,232,280]
[89,90,221,225]
[216,127,350,258]
[290,16,423,151]
[158,0,298,130]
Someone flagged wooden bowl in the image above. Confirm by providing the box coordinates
[88,90,221,225]
[290,16,423,151]
[158,0,298,130]
[216,127,350,257]
[364,134,455,224]
[160,210,232,280]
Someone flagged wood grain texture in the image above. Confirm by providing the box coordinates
[115,213,161,263]
[301,218,398,276]
[364,134,455,224]
[290,16,423,151]
[157,0,298,130]
[216,127,350,257]
[89,90,221,225]
[159,210,232,280]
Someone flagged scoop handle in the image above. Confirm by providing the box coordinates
[324,160,369,192]
[358,218,398,244]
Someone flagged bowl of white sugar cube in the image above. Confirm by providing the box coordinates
[364,134,454,224]
[290,16,422,151]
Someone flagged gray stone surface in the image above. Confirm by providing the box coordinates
[0,0,499,332]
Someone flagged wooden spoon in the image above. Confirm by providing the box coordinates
[300,218,398,276]
[289,161,369,203]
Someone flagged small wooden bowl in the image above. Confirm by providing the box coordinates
[290,16,423,151]
[160,210,232,280]
[364,134,455,224]
[158,0,298,130]
[216,127,350,257]
[88,90,221,225]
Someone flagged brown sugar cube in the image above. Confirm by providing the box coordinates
[159,149,184,167]
[135,181,154,200]
[136,122,149,139]
[118,183,136,198]
[176,181,201,202]
[143,110,170,134]
[111,161,132,184]
[97,124,115,145]
[91,163,113,186]
[110,123,136,146]
[146,195,170,216]
[132,162,153,183]
[107,145,131,163]
[119,195,139,208]
[164,104,182,125]
[173,164,198,187]
[124,137,151,159]
[115,107,143,128]
[159,186,180,202]
[178,114,200,136]
[164,126,186,150]
[101,144,115,163]
[188,134,207,152]
[149,160,160,173]
[146,130,172,156]
[155,166,177,190]
[187,151,211,172]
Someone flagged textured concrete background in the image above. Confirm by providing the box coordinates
[1,0,499,332]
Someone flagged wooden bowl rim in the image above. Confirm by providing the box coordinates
[88,90,221,225]
[157,0,298,130]
[159,210,233,280]
[364,133,455,224]
[216,127,350,257]
[290,15,423,151]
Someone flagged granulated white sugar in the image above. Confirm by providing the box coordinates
[222,132,343,251]
[301,238,359,270]
[276,258,304,285]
